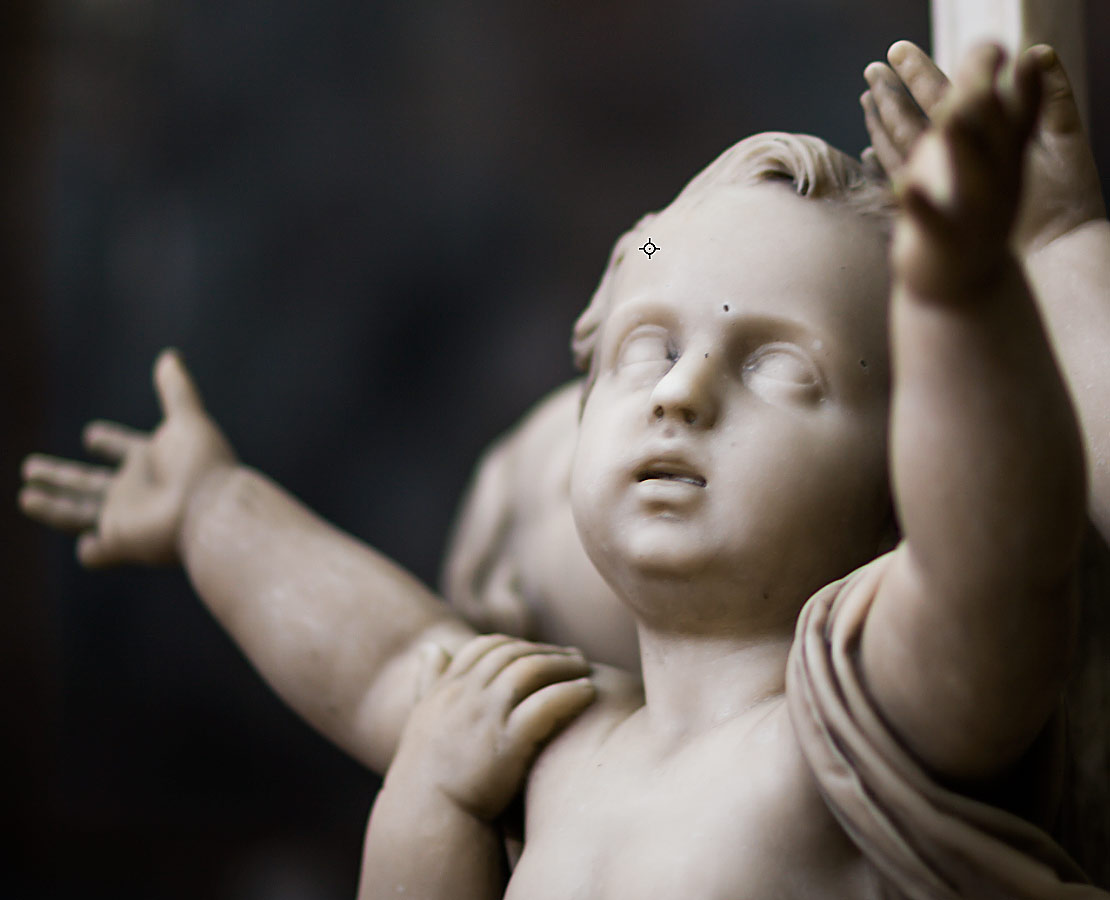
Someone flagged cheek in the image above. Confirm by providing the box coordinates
[723,417,886,518]
[792,431,889,535]
[569,451,615,578]
[570,411,616,528]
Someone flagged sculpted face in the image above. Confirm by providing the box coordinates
[570,183,893,633]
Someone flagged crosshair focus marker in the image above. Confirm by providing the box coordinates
[639,238,659,259]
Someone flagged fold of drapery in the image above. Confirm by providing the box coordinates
[786,555,1107,900]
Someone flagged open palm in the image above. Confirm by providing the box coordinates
[20,350,236,567]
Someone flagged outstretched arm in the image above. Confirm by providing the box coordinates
[180,463,474,772]
[863,46,1086,781]
[21,350,474,773]
[863,40,1110,539]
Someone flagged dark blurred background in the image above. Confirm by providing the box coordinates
[4,1,1108,897]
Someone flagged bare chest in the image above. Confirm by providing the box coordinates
[506,706,880,900]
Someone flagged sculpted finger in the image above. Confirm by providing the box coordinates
[864,62,928,155]
[19,486,101,532]
[471,639,578,688]
[414,642,451,701]
[445,633,519,677]
[888,41,949,113]
[22,454,112,494]
[943,62,1011,168]
[498,652,592,706]
[84,420,145,462]
[862,91,903,178]
[900,177,955,239]
[860,147,885,181]
[952,42,1005,103]
[1010,51,1044,141]
[77,532,121,569]
[506,678,596,749]
[1025,45,1081,135]
[154,348,205,417]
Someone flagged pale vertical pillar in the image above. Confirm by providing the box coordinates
[931,0,1088,122]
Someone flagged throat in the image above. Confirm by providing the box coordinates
[635,626,792,740]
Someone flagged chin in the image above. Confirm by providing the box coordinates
[619,525,720,581]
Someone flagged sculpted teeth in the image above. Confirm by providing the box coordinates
[637,469,707,488]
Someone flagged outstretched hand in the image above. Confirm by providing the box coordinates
[862,40,1104,256]
[20,349,236,567]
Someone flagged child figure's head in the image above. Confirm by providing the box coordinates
[569,133,897,636]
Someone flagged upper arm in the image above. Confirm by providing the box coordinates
[859,543,1078,782]
[881,256,1086,781]
[1024,219,1110,545]
[349,618,478,773]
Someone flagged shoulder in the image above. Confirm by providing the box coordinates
[526,663,642,790]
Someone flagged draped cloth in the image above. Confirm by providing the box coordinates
[786,555,1109,900]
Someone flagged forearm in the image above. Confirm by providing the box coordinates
[865,261,1086,777]
[890,258,1086,599]
[871,260,1085,771]
[358,776,507,900]
[179,464,474,773]
[1024,218,1110,538]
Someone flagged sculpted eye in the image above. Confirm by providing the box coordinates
[742,344,823,402]
[616,327,675,369]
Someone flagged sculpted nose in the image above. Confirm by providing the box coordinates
[649,352,718,428]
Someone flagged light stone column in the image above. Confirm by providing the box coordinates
[931,0,1087,122]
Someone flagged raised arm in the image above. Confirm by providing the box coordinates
[20,350,474,773]
[863,40,1110,539]
[959,49,1110,542]
[861,46,1086,781]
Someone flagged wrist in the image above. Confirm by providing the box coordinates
[383,757,488,824]
[176,462,243,564]
[894,233,1019,308]
[1023,216,1110,271]
[385,742,513,824]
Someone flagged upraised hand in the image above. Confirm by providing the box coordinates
[862,40,1104,256]
[862,41,946,178]
[20,349,236,567]
[891,43,1042,300]
[1011,44,1106,252]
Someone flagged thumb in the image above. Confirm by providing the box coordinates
[415,643,451,701]
[153,349,205,417]
[1026,44,1082,134]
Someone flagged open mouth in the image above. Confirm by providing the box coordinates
[636,469,707,488]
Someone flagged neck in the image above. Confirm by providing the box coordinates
[635,620,793,743]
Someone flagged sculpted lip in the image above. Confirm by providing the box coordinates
[635,459,707,488]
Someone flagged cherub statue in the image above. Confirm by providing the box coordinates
[21,40,1110,895]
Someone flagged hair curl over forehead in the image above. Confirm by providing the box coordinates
[571,132,895,385]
